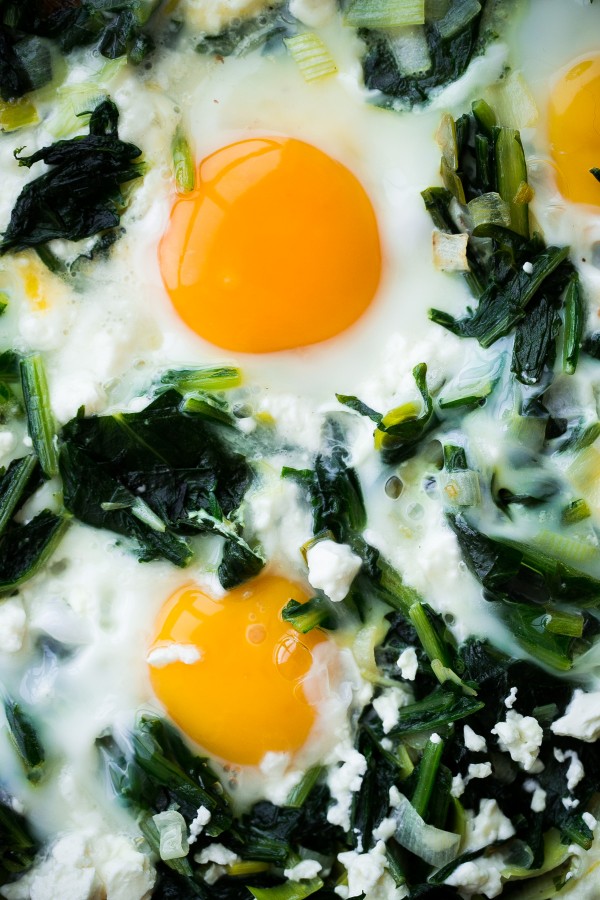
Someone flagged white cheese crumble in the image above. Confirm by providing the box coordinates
[326,745,367,831]
[146,643,202,668]
[444,855,505,899]
[188,806,211,845]
[582,812,597,831]
[464,799,516,852]
[504,687,518,709]
[563,796,580,810]
[0,598,27,653]
[451,774,465,798]
[283,859,322,881]
[522,261,534,274]
[0,430,16,461]
[430,732,442,745]
[396,646,418,681]
[289,0,336,26]
[554,748,585,791]
[551,690,600,742]
[491,710,544,772]
[195,844,239,866]
[338,841,408,900]
[467,762,492,782]
[0,832,155,900]
[464,725,487,753]
[524,780,547,813]
[306,540,362,603]
[372,687,410,734]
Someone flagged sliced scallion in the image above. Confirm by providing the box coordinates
[344,0,425,29]
[542,609,584,639]
[468,192,511,230]
[563,276,583,375]
[20,354,58,479]
[0,455,38,537]
[392,790,460,867]
[284,33,338,83]
[4,698,45,783]
[562,498,591,526]
[172,124,195,194]
[285,767,323,808]
[248,878,323,900]
[411,736,444,818]
[0,98,39,132]
[434,0,481,39]
[495,126,529,237]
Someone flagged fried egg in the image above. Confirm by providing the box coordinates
[1,1,600,896]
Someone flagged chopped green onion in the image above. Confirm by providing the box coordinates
[0,455,38,537]
[19,354,58,478]
[285,767,323,808]
[409,602,451,667]
[439,470,481,507]
[391,790,460,867]
[563,276,583,375]
[131,498,167,533]
[562,499,591,526]
[4,698,45,783]
[534,529,599,566]
[282,596,336,633]
[248,879,323,900]
[468,192,511,230]
[435,113,459,170]
[228,860,270,877]
[172,124,195,194]
[152,810,189,860]
[344,0,425,29]
[389,26,431,76]
[411,736,444,818]
[542,609,584,639]
[48,85,108,138]
[434,0,481,39]
[284,33,338,83]
[180,392,236,426]
[0,98,39,132]
[471,98,496,135]
[161,365,242,393]
[440,156,466,204]
[495,126,529,237]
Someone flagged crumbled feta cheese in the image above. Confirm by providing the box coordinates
[182,0,281,35]
[522,261,534,274]
[284,859,322,880]
[0,832,155,900]
[451,774,465,798]
[551,690,600,742]
[505,687,518,709]
[563,796,580,810]
[444,856,504,898]
[195,844,239,866]
[491,710,544,772]
[396,646,418,681]
[306,540,362,603]
[188,806,211,845]
[554,748,585,791]
[373,816,397,842]
[326,745,367,830]
[464,725,487,753]
[582,812,597,831]
[372,687,410,734]
[0,430,16,461]
[467,762,492,782]
[524,780,547,813]
[0,598,27,653]
[338,841,390,899]
[464,799,516,852]
[430,732,442,745]
[146,643,202,668]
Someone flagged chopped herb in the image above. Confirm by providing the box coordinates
[3,699,45,783]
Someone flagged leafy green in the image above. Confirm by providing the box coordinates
[196,7,295,57]
[337,363,435,465]
[4,699,45,783]
[59,389,255,583]
[281,596,337,633]
[0,0,162,81]
[0,792,38,887]
[0,509,67,593]
[358,2,488,107]
[0,98,143,256]
[0,27,52,101]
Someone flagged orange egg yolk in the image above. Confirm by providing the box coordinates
[548,55,600,207]
[159,136,382,353]
[148,575,327,766]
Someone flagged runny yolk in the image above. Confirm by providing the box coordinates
[158,136,382,353]
[548,55,600,207]
[147,575,327,766]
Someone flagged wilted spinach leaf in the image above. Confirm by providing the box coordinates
[0,98,142,256]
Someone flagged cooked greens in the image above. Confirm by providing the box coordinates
[0,98,143,258]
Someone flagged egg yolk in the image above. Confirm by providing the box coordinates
[548,55,600,207]
[148,575,327,766]
[159,136,382,353]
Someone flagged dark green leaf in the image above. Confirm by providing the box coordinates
[0,510,67,592]
[4,699,45,782]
